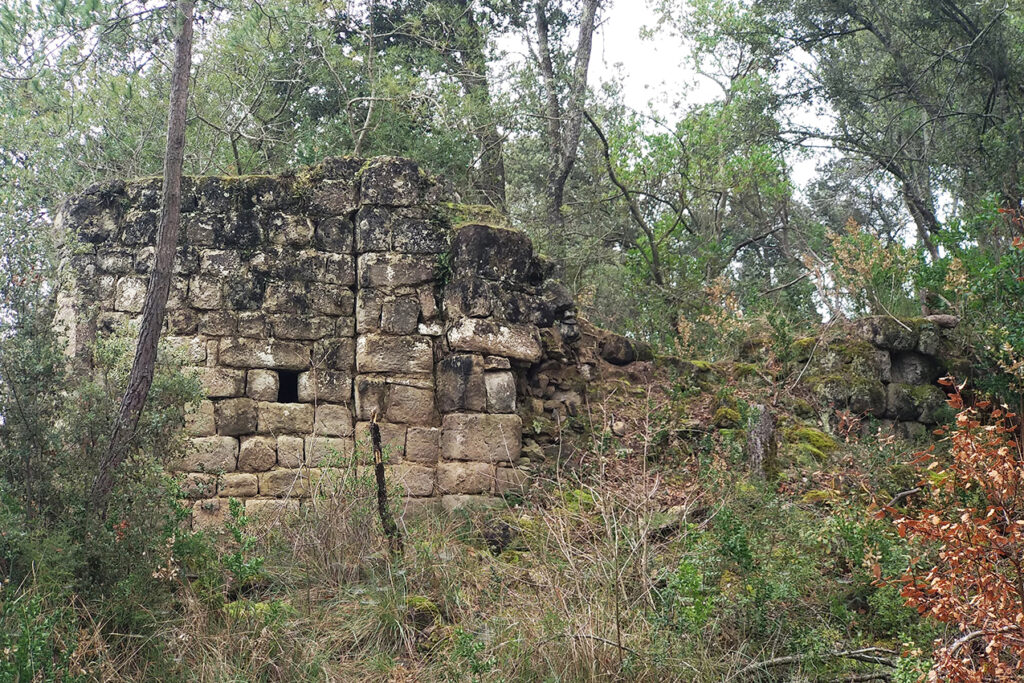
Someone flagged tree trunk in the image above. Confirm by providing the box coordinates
[91,0,194,514]
[533,0,600,228]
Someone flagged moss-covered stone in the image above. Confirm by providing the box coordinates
[791,337,817,362]
[787,426,837,453]
[406,595,443,629]
[713,407,742,429]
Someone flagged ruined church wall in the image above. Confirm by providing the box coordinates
[54,157,579,526]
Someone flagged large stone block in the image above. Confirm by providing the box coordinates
[441,413,522,464]
[495,467,529,495]
[313,339,356,371]
[447,318,542,362]
[192,498,229,530]
[359,157,433,206]
[485,371,517,413]
[357,252,436,289]
[297,370,352,403]
[198,311,236,336]
[173,436,238,473]
[355,206,392,252]
[246,369,279,401]
[215,398,258,436]
[263,281,308,313]
[304,436,355,466]
[314,404,354,436]
[890,352,940,385]
[436,354,486,414]
[356,289,384,332]
[311,175,360,215]
[185,400,216,436]
[392,463,435,497]
[356,334,434,374]
[405,427,441,464]
[277,435,305,467]
[194,367,246,398]
[314,216,354,253]
[200,249,243,277]
[238,436,277,472]
[385,384,437,425]
[323,254,356,286]
[436,462,494,495]
[114,276,147,312]
[310,285,355,316]
[189,276,224,310]
[258,402,314,434]
[179,472,218,499]
[270,314,334,340]
[219,473,258,498]
[220,338,309,370]
[381,296,420,335]
[451,224,537,284]
[259,469,312,498]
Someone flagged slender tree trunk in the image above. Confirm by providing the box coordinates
[533,0,600,228]
[91,0,194,514]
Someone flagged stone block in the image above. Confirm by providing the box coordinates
[297,370,352,403]
[246,369,279,401]
[312,178,359,215]
[219,338,309,370]
[418,286,438,320]
[381,296,420,334]
[165,309,199,334]
[259,469,312,498]
[219,473,258,497]
[890,351,940,385]
[849,381,887,417]
[245,498,301,519]
[391,216,448,254]
[485,371,517,413]
[258,402,314,434]
[451,224,535,284]
[447,318,542,362]
[238,435,277,472]
[356,289,384,332]
[215,398,258,436]
[393,463,435,497]
[200,249,243,277]
[277,435,305,467]
[436,354,486,413]
[359,157,431,206]
[304,436,355,466]
[185,400,216,436]
[436,462,494,495]
[270,314,334,340]
[315,216,354,253]
[264,281,308,313]
[441,413,522,464]
[310,285,355,316]
[335,317,355,336]
[443,277,494,318]
[323,254,356,286]
[313,339,356,371]
[354,375,387,420]
[164,336,206,365]
[400,497,442,521]
[357,252,435,289]
[189,276,224,309]
[385,383,437,425]
[268,213,315,246]
[495,467,529,495]
[173,436,238,473]
[114,276,147,312]
[180,473,218,499]
[198,311,236,336]
[886,383,921,421]
[314,404,354,436]
[355,421,407,459]
[355,206,392,252]
[356,334,434,374]
[405,427,441,464]
[195,368,246,398]
[192,498,228,530]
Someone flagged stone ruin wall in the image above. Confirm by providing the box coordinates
[53,156,965,528]
[54,157,584,528]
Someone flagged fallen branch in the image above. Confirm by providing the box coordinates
[370,414,402,557]
[735,647,897,679]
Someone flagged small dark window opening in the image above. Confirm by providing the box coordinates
[277,370,300,402]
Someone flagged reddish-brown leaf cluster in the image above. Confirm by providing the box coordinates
[894,382,1024,682]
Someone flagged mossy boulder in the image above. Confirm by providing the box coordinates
[406,595,443,630]
[848,380,887,417]
[713,406,742,429]
[856,316,919,351]
[787,426,837,453]
[791,337,817,362]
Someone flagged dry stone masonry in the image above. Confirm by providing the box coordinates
[54,157,580,526]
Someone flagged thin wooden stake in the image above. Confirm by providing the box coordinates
[370,415,402,556]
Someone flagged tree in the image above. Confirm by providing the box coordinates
[90,0,194,512]
[893,385,1024,681]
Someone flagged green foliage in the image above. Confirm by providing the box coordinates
[221,498,266,590]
